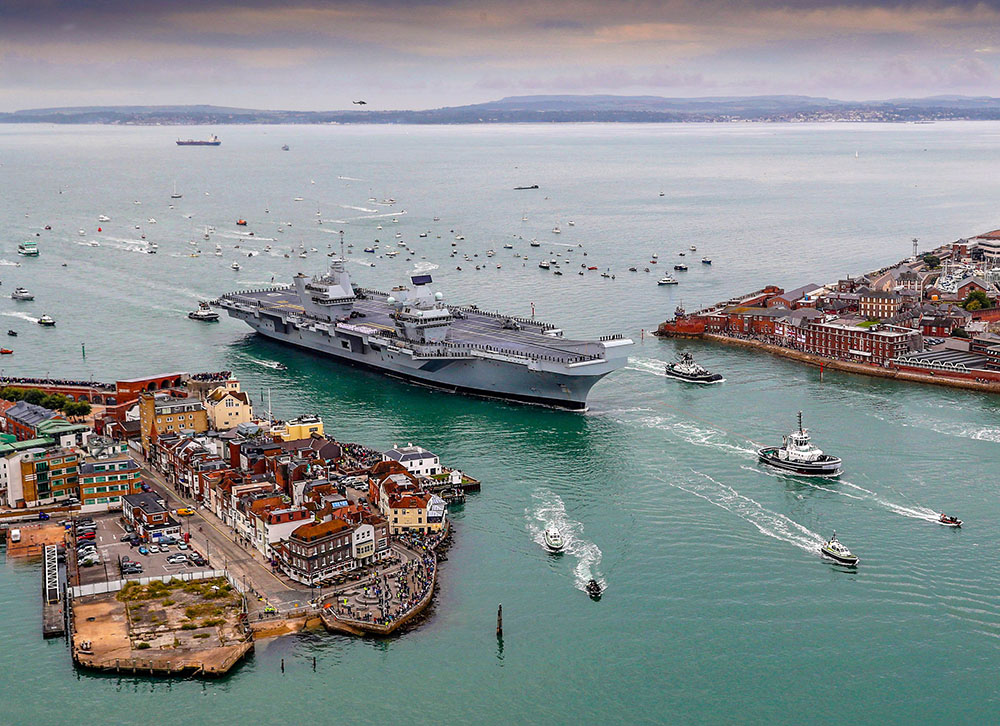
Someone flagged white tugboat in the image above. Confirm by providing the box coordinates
[820,532,859,566]
[187,302,220,322]
[543,528,565,553]
[757,412,842,476]
[663,352,724,384]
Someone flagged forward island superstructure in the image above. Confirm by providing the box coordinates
[216,260,632,410]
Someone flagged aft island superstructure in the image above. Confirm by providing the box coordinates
[216,260,632,410]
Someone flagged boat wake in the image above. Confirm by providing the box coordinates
[526,488,605,593]
[667,470,824,555]
[838,479,939,521]
[624,357,671,378]
[337,176,363,181]
[411,262,439,274]
[1,311,39,324]
[244,356,286,371]
[340,205,379,213]
[0,259,22,267]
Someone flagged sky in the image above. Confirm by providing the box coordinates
[1,0,1000,111]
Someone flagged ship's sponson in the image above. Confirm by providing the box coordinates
[216,274,632,410]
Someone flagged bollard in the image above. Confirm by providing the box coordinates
[496,603,503,638]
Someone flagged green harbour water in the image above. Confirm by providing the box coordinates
[1,122,1000,723]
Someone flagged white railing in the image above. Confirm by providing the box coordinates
[69,568,230,598]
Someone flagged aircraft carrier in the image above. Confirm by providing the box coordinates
[216,260,632,410]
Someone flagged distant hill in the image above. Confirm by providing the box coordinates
[6,95,1000,124]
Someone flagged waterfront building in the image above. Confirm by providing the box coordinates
[270,414,324,442]
[971,230,1000,263]
[803,321,922,365]
[383,443,441,478]
[242,495,311,559]
[3,447,80,508]
[2,401,64,441]
[367,460,447,534]
[765,283,823,309]
[138,393,208,456]
[858,289,904,320]
[204,380,254,431]
[273,518,355,586]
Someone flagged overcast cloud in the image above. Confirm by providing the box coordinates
[1,0,999,110]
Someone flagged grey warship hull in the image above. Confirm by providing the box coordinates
[217,272,631,411]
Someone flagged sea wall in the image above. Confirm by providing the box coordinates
[703,333,1000,393]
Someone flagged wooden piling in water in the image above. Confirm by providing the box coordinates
[496,604,502,638]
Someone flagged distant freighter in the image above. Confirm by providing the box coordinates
[176,135,221,146]
[216,260,632,410]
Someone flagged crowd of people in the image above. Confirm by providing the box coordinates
[333,549,436,628]
[337,441,383,470]
[190,370,232,382]
[0,375,115,391]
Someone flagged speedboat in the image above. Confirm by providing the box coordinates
[585,579,603,599]
[538,260,550,269]
[37,314,55,327]
[188,302,219,322]
[11,287,34,301]
[938,513,962,528]
[820,532,859,566]
[674,264,688,271]
[7,330,17,337]
[758,412,842,476]
[657,276,678,285]
[664,353,724,384]
[0,348,12,355]
[231,262,241,270]
[543,528,564,552]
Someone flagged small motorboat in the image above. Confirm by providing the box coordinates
[585,579,603,599]
[231,262,241,270]
[188,302,220,322]
[0,348,12,355]
[820,532,859,566]
[7,330,17,337]
[236,219,248,226]
[938,513,962,528]
[37,314,55,327]
[281,144,290,151]
[11,287,34,301]
[701,257,712,265]
[758,412,842,477]
[543,528,565,553]
[674,264,688,271]
[538,260,550,269]
[657,276,678,285]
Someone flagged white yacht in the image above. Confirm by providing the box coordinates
[97,215,110,222]
[543,528,565,552]
[11,287,34,301]
[231,262,241,270]
[657,276,678,285]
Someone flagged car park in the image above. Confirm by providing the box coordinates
[189,553,207,566]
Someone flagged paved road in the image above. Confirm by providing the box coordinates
[137,463,315,612]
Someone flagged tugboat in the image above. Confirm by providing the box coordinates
[663,352,725,384]
[187,302,220,322]
[585,579,603,599]
[938,513,962,528]
[820,532,859,566]
[758,412,842,477]
[543,528,565,553]
[37,314,55,327]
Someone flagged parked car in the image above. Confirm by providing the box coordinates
[120,533,134,542]
[38,512,50,521]
[176,508,195,517]
[77,533,96,542]
[147,544,161,553]
[138,546,149,556]
[177,542,189,550]
[159,536,178,545]
[121,566,143,575]
[124,524,135,533]
[188,554,207,566]
[166,554,187,564]
[140,483,151,492]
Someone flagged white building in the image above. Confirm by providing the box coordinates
[382,443,440,477]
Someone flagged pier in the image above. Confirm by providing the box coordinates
[42,544,65,638]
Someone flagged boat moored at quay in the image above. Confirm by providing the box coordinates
[216,260,632,410]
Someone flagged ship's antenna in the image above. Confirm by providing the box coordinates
[797,410,803,434]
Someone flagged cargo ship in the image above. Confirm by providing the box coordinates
[176,135,221,146]
[216,260,632,410]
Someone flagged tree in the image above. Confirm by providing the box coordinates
[922,254,941,270]
[66,401,92,418]
[0,386,26,401]
[952,327,970,339]
[41,393,69,411]
[963,289,991,311]
[22,388,46,405]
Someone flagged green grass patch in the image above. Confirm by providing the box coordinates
[193,632,211,639]
[201,618,224,627]
[135,642,150,650]
[180,623,197,630]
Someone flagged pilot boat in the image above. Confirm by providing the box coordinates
[663,352,724,384]
[37,314,56,327]
[820,532,859,565]
[938,513,962,528]
[543,528,565,553]
[757,412,842,476]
